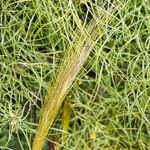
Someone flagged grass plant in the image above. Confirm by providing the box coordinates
[0,0,150,150]
[32,6,114,149]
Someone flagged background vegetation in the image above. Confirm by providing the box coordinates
[0,0,150,149]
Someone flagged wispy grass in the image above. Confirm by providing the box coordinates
[32,4,115,149]
[0,0,150,150]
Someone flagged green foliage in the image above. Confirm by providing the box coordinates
[0,0,150,149]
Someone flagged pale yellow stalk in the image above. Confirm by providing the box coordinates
[32,9,112,150]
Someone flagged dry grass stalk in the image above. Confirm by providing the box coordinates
[32,8,112,150]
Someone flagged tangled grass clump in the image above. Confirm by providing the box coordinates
[0,0,150,149]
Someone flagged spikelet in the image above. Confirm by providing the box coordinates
[32,6,114,150]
